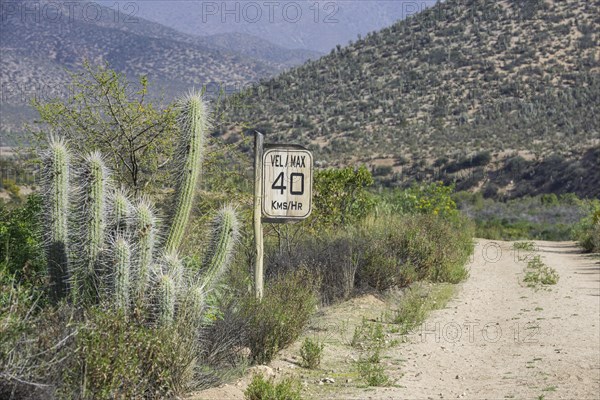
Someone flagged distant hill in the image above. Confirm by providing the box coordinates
[198,32,321,68]
[221,0,600,198]
[0,0,320,137]
[94,0,436,53]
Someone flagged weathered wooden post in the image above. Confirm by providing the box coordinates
[254,131,265,299]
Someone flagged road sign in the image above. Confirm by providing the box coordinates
[262,145,313,221]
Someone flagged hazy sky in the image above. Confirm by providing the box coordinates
[96,0,436,52]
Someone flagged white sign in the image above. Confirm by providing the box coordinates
[262,146,313,220]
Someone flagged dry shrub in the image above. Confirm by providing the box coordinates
[242,268,319,364]
[358,214,474,290]
[266,234,360,304]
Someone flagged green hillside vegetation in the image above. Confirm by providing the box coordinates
[220,0,599,198]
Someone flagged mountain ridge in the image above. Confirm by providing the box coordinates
[219,0,600,197]
[0,0,320,135]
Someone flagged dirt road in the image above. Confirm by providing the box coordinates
[371,239,599,400]
[190,240,600,399]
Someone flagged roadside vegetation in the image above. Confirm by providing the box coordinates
[455,191,599,243]
[512,242,560,291]
[523,255,559,289]
[573,205,600,253]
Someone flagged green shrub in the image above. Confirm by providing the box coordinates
[355,350,390,387]
[475,218,574,241]
[358,214,473,290]
[462,194,589,241]
[69,308,198,399]
[585,222,600,253]
[299,337,324,369]
[0,269,41,386]
[574,205,600,253]
[265,232,361,304]
[350,318,385,350]
[0,289,76,399]
[358,242,408,290]
[311,166,375,229]
[513,241,536,251]
[523,255,559,288]
[540,193,559,206]
[379,182,458,217]
[244,374,302,400]
[0,195,45,286]
[392,283,455,334]
[243,269,318,364]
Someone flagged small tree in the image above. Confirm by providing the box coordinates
[312,165,375,228]
[33,62,178,195]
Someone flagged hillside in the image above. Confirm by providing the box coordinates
[221,0,600,198]
[0,0,319,136]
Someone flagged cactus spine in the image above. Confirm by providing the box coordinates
[163,251,184,289]
[181,285,205,327]
[113,237,131,312]
[164,92,210,253]
[151,252,184,325]
[43,136,70,301]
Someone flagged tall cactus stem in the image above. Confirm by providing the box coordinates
[133,198,157,300]
[164,251,184,289]
[114,237,131,313]
[42,136,70,301]
[180,285,205,326]
[200,205,238,289]
[112,187,131,235]
[157,274,176,325]
[76,151,109,303]
[164,92,211,253]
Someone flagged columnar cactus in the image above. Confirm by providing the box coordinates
[113,237,131,313]
[42,136,70,300]
[164,92,210,253]
[75,151,109,303]
[156,271,176,325]
[41,92,239,326]
[163,251,184,289]
[112,187,132,235]
[200,205,239,289]
[149,251,185,326]
[180,285,205,327]
[132,198,157,301]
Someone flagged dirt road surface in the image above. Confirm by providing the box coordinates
[378,239,600,400]
[189,240,600,400]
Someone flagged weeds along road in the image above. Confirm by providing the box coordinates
[376,239,600,400]
[190,240,600,400]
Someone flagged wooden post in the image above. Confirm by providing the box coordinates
[253,131,264,300]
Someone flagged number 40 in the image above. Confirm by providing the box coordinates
[272,172,304,195]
